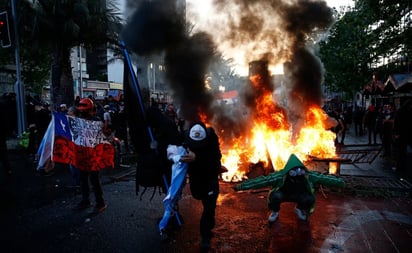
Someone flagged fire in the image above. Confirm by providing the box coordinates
[219,75,338,182]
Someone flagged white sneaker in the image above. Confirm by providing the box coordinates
[268,211,279,223]
[295,208,306,220]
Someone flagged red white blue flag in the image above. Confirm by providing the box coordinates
[37,112,114,171]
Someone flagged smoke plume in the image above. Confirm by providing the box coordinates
[121,0,335,141]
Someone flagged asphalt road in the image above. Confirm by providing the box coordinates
[1,133,412,253]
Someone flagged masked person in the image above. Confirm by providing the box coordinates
[235,154,344,223]
[180,121,222,251]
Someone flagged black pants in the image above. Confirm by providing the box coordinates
[0,138,11,172]
[196,179,219,240]
[367,125,377,144]
[268,190,315,212]
[79,170,104,205]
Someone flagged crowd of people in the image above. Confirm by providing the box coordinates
[326,98,412,177]
[0,91,221,251]
[1,90,411,252]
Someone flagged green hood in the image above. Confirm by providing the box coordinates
[235,154,307,190]
[278,154,307,175]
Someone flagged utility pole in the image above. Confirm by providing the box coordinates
[11,0,26,136]
[78,45,83,98]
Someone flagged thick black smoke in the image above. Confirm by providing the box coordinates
[213,0,334,109]
[164,32,217,122]
[121,0,185,55]
[121,0,335,141]
[121,0,218,123]
[279,0,333,107]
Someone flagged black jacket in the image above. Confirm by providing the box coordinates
[184,122,222,182]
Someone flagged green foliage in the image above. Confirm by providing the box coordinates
[208,51,243,92]
[20,46,51,94]
[0,1,51,95]
[318,0,410,99]
[22,0,123,106]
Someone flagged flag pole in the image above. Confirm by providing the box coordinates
[121,41,155,142]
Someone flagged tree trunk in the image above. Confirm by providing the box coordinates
[51,46,74,109]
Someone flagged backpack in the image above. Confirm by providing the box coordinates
[134,122,180,200]
[135,149,168,200]
[133,104,182,200]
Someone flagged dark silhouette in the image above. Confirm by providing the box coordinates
[180,120,222,251]
[364,103,378,145]
[0,97,11,175]
[393,99,412,178]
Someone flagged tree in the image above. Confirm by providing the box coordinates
[318,0,411,100]
[208,52,242,92]
[318,7,374,99]
[0,1,51,95]
[26,0,122,108]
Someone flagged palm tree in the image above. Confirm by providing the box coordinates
[26,0,122,108]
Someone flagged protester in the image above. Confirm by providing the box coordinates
[381,102,396,157]
[115,101,130,153]
[330,108,345,145]
[393,99,412,178]
[133,101,185,239]
[35,103,51,146]
[353,106,364,136]
[67,106,80,187]
[364,102,378,145]
[106,95,119,113]
[235,154,345,223]
[342,106,352,134]
[74,96,81,106]
[0,97,12,175]
[59,104,68,114]
[27,123,38,161]
[68,106,78,116]
[180,120,222,251]
[102,105,114,137]
[164,103,178,128]
[144,100,183,191]
[374,106,384,144]
[73,98,107,214]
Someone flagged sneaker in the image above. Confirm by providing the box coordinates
[268,211,279,223]
[73,201,92,210]
[295,208,306,220]
[91,203,107,214]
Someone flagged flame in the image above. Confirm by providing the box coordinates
[219,75,338,182]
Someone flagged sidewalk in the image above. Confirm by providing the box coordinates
[337,129,412,194]
[1,130,412,253]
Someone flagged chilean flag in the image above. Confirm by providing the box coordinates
[37,112,115,171]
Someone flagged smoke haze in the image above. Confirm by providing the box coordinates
[121,0,335,141]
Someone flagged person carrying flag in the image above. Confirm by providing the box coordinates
[72,98,108,214]
[180,120,222,251]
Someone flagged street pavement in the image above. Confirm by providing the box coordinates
[1,129,411,253]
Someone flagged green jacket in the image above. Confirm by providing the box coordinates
[235,154,345,216]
